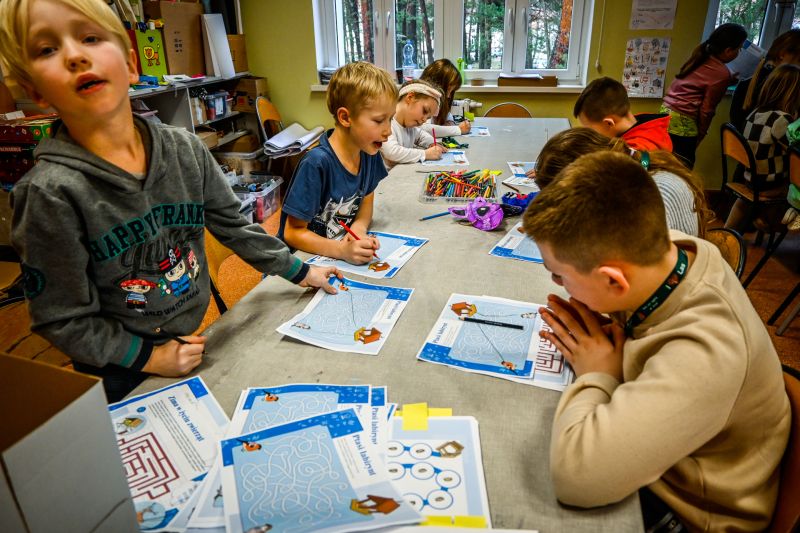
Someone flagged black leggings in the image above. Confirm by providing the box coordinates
[640,487,685,532]
[668,134,698,169]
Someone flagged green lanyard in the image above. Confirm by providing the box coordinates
[625,248,688,337]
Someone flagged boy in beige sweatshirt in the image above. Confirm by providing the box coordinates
[522,151,790,532]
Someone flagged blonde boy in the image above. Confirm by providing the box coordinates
[522,151,789,531]
[574,77,672,152]
[279,62,398,265]
[0,0,338,402]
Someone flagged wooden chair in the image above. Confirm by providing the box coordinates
[768,281,800,336]
[255,95,284,140]
[483,102,532,118]
[769,365,800,532]
[704,227,747,278]
[0,245,24,309]
[203,229,235,314]
[741,146,799,287]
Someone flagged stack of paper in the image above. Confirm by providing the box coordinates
[263,123,325,158]
[114,381,498,532]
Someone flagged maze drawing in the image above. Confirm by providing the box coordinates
[234,426,366,533]
[244,391,339,433]
[292,285,388,345]
[119,432,180,499]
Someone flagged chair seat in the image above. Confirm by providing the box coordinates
[724,181,787,203]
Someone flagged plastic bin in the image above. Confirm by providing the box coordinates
[213,148,265,178]
[249,176,283,222]
[418,171,499,204]
[233,190,256,224]
[203,90,228,121]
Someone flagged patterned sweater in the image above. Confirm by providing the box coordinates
[742,109,793,185]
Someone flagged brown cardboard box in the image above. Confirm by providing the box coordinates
[232,76,268,113]
[227,35,249,73]
[0,355,138,532]
[143,1,205,76]
[220,133,259,152]
[195,128,219,149]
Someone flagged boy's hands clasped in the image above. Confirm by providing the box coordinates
[539,294,625,381]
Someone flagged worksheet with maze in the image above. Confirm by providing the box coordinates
[277,277,413,355]
[108,377,228,532]
[219,408,422,533]
[306,231,428,279]
[489,221,544,263]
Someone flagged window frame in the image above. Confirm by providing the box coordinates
[312,0,593,85]
[703,0,797,50]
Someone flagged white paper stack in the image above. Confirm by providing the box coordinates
[263,122,325,158]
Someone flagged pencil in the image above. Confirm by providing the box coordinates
[419,211,450,221]
[154,327,189,344]
[338,220,380,259]
[459,316,524,330]
[505,183,522,194]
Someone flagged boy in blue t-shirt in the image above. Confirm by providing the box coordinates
[279,62,399,264]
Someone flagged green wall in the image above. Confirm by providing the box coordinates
[241,0,729,188]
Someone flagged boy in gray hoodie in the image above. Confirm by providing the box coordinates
[0,0,339,401]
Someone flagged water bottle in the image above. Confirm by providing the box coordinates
[402,40,416,81]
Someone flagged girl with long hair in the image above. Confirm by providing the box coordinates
[420,59,471,136]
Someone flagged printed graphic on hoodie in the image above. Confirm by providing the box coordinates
[307,193,363,239]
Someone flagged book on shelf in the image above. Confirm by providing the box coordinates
[263,123,324,158]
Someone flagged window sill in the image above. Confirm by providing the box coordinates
[309,84,585,94]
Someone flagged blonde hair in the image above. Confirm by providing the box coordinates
[326,61,398,119]
[535,127,710,237]
[523,151,670,273]
[0,0,132,87]
[743,29,800,110]
[754,63,800,117]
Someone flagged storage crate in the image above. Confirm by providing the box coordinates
[213,148,265,178]
[249,176,283,222]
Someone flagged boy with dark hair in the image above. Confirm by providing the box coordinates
[574,77,673,152]
[522,151,789,532]
[279,62,399,265]
[0,0,339,402]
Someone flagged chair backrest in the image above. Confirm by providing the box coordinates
[256,96,284,140]
[704,227,747,278]
[483,102,532,118]
[770,365,800,532]
[791,147,800,187]
[203,229,235,314]
[719,122,762,191]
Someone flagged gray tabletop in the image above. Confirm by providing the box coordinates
[132,118,642,532]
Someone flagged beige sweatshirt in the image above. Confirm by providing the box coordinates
[550,231,790,532]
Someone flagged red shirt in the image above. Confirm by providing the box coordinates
[622,113,673,152]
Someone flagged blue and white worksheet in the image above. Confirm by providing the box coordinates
[277,277,413,355]
[489,221,544,263]
[417,294,541,380]
[461,126,490,137]
[502,161,539,189]
[220,409,422,533]
[421,150,469,166]
[386,415,491,526]
[108,377,229,532]
[306,231,428,279]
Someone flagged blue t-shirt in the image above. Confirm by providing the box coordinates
[278,129,388,241]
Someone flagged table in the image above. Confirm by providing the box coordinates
[131,118,643,532]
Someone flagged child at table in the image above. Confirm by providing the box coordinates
[534,127,708,237]
[522,151,789,532]
[279,62,397,265]
[420,59,471,136]
[661,23,748,167]
[725,64,800,232]
[380,79,447,169]
[573,77,672,152]
[0,0,339,402]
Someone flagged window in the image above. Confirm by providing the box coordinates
[313,0,592,84]
[705,0,799,49]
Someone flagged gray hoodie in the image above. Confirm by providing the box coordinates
[10,117,307,371]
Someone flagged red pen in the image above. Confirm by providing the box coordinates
[432,127,437,147]
[338,220,380,259]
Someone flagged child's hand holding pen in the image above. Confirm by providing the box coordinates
[144,331,206,377]
[459,119,471,134]
[425,144,447,160]
[339,220,380,265]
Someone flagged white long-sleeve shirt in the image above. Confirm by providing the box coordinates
[380,118,434,169]
[420,116,461,138]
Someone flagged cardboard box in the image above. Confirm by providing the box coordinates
[220,133,259,153]
[0,355,137,532]
[195,128,219,149]
[143,1,206,76]
[232,76,268,113]
[227,34,249,73]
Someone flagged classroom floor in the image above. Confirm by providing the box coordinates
[3,210,799,371]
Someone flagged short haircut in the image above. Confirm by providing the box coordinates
[326,61,399,119]
[522,151,670,272]
[573,77,630,121]
[0,0,132,87]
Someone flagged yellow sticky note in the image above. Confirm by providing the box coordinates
[428,408,453,417]
[420,515,453,526]
[401,402,429,431]
[453,516,488,528]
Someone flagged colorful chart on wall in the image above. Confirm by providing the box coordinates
[386,415,491,527]
[306,231,428,279]
[108,377,229,532]
[421,150,469,166]
[417,294,574,390]
[622,37,671,98]
[219,409,422,533]
[489,221,544,263]
[277,277,413,355]
[461,126,490,137]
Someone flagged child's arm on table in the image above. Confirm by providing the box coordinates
[284,214,376,265]
[347,192,380,253]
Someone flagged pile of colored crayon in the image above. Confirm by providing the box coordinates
[423,169,496,200]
